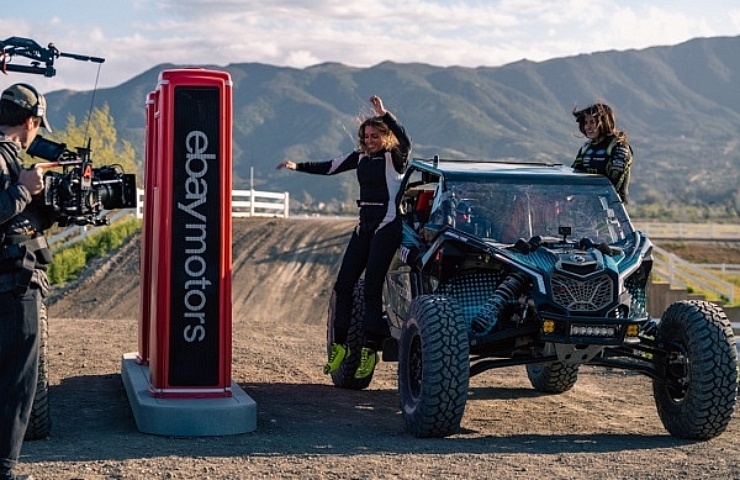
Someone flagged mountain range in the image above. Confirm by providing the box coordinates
[42,35,740,217]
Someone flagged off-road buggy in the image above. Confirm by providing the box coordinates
[327,156,737,440]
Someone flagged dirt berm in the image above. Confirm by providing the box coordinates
[17,218,740,479]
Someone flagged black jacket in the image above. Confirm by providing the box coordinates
[0,134,35,237]
[0,133,51,293]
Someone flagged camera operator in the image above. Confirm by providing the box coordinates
[0,83,54,480]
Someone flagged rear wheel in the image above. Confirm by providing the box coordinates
[327,280,374,390]
[653,300,737,440]
[526,358,579,393]
[527,344,579,393]
[25,302,52,440]
[399,295,469,437]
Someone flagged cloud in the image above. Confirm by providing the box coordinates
[2,0,738,93]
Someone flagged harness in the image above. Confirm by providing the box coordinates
[0,234,51,293]
[578,137,632,163]
[0,234,49,259]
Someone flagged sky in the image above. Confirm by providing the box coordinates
[1,0,739,94]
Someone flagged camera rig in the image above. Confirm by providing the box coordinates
[1,36,104,77]
[2,36,135,227]
[27,136,137,227]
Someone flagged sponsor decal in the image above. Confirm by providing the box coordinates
[168,87,221,386]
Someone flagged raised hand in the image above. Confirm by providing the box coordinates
[370,95,386,116]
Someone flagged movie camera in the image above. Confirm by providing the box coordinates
[2,35,129,226]
[27,135,137,227]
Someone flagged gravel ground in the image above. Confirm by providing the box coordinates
[13,218,739,479]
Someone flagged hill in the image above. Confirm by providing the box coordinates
[42,36,740,218]
[47,217,353,320]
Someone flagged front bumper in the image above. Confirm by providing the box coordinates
[538,313,650,346]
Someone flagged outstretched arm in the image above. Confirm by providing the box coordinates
[276,160,297,170]
[276,152,361,175]
[371,96,412,172]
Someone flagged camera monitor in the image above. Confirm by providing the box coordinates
[27,135,66,162]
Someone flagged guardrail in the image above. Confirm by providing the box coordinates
[651,245,735,303]
[634,222,740,240]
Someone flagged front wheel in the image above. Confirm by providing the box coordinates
[327,280,373,390]
[398,295,469,437]
[652,300,737,440]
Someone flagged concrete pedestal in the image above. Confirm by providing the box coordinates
[121,352,257,436]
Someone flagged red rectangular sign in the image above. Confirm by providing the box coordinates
[145,69,233,397]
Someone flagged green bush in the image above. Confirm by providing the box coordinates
[47,217,141,285]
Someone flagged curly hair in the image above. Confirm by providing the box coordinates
[573,103,627,142]
[357,116,400,154]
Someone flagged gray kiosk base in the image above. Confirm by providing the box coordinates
[121,352,257,436]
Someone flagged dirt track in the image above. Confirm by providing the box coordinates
[16,218,740,479]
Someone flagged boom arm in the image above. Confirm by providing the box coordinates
[1,36,105,77]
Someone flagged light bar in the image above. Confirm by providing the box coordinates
[570,325,618,337]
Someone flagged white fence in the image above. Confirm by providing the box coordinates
[634,222,740,240]
[699,264,740,275]
[651,245,736,304]
[135,188,290,219]
[232,189,290,218]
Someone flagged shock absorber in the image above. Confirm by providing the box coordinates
[472,271,529,334]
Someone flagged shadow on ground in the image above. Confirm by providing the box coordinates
[22,375,689,465]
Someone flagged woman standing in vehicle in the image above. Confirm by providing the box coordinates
[572,103,633,203]
[277,95,412,380]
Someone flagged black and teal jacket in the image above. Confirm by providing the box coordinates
[572,135,633,203]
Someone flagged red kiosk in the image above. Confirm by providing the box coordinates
[136,90,157,366]
[122,69,256,436]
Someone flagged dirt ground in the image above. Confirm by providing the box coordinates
[15,218,740,479]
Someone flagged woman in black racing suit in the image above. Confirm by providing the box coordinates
[572,103,633,203]
[277,95,411,380]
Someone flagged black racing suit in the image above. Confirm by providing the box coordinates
[294,112,411,347]
[0,134,52,475]
[572,134,633,203]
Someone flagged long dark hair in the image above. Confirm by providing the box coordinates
[573,103,627,142]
